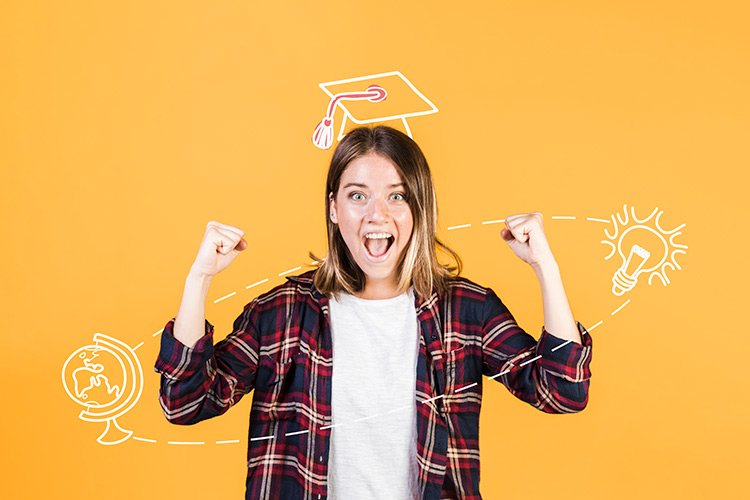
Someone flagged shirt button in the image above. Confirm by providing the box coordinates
[431,334,437,340]
[319,454,323,462]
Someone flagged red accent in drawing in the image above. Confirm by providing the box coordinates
[312,85,388,149]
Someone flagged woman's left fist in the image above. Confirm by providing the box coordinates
[500,212,555,268]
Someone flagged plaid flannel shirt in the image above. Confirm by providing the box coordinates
[154,269,593,499]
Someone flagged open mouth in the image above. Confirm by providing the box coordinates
[363,234,395,260]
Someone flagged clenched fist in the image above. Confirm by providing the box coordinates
[500,212,555,268]
[190,221,248,278]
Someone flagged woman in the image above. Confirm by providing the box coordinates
[154,126,593,500]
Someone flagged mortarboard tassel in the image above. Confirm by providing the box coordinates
[312,85,387,149]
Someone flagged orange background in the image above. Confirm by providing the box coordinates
[2,1,747,498]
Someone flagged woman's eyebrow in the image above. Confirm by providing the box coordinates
[342,182,405,189]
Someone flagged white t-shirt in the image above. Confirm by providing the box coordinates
[327,286,420,499]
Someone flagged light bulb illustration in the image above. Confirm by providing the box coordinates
[602,205,688,296]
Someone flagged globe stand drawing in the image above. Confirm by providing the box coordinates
[62,333,144,445]
[96,418,133,444]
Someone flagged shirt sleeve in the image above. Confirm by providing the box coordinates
[153,301,261,425]
[481,287,592,413]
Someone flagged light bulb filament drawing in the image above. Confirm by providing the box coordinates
[612,244,651,295]
[602,205,687,296]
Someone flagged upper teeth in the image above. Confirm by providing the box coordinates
[365,232,392,239]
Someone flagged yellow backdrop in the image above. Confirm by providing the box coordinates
[2,1,747,498]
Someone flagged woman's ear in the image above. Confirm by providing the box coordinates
[329,192,338,224]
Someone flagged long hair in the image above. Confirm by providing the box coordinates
[310,125,462,300]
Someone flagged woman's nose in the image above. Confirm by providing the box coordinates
[367,197,389,221]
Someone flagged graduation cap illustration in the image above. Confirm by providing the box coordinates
[312,71,439,149]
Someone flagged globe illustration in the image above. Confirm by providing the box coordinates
[62,333,143,445]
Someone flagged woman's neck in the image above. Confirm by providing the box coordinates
[355,278,405,300]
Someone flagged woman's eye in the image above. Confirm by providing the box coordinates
[391,193,406,201]
[351,192,365,201]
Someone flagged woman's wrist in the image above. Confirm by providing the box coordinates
[531,257,559,280]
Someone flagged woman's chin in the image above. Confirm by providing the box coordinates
[356,257,399,282]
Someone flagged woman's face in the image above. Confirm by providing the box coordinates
[329,152,414,288]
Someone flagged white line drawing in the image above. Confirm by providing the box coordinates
[455,382,478,393]
[73,207,673,445]
[286,429,311,436]
[61,333,143,445]
[214,291,237,304]
[245,278,269,290]
[312,71,438,149]
[278,266,302,276]
[611,299,631,316]
[488,368,512,381]
[312,84,387,149]
[447,224,471,230]
[587,320,604,332]
[601,205,687,296]
[519,355,543,367]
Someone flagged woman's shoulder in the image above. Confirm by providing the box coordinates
[438,274,499,325]
[444,274,492,298]
[240,269,317,311]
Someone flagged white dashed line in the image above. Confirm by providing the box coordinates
[213,291,237,304]
[551,339,572,351]
[386,404,413,414]
[519,354,542,367]
[250,435,274,442]
[285,429,311,437]
[488,368,512,381]
[246,278,269,289]
[424,394,446,404]
[455,382,478,392]
[279,266,302,276]
[142,214,619,445]
[352,413,383,423]
[611,299,631,316]
[587,320,604,332]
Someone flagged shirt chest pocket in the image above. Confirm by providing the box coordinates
[254,351,306,422]
[442,344,483,413]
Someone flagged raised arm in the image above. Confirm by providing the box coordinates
[500,212,581,343]
[481,212,593,413]
[153,221,257,424]
[481,287,592,413]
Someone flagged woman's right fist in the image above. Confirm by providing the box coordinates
[190,221,248,278]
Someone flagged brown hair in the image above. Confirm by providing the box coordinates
[309,125,462,300]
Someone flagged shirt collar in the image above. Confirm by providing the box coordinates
[285,268,439,311]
